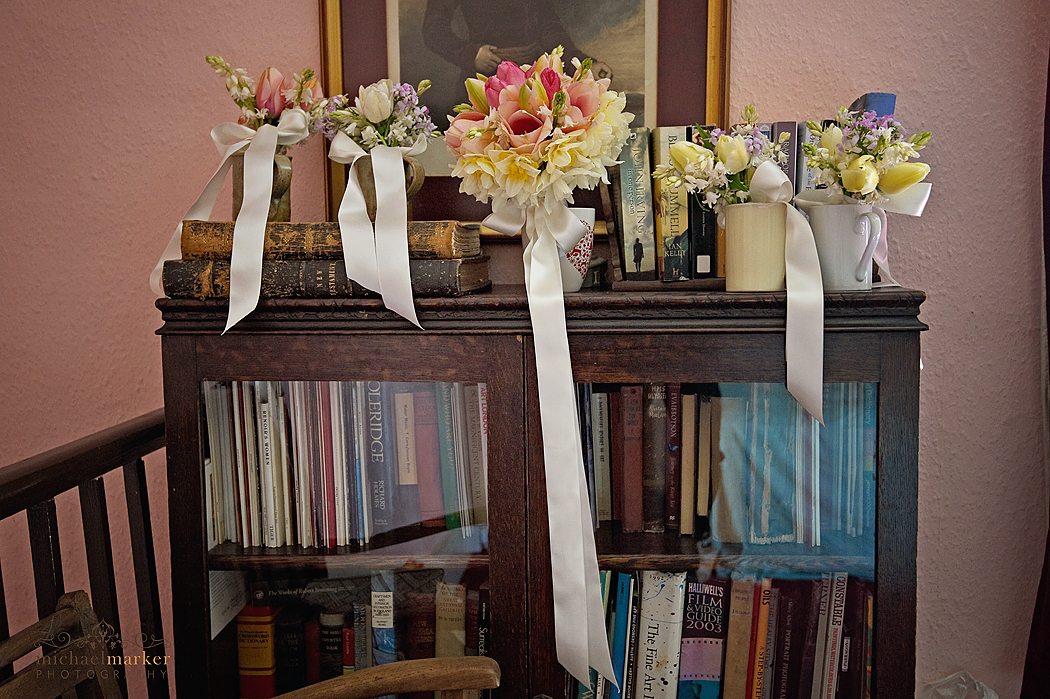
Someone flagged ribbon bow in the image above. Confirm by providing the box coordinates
[150,109,311,332]
[328,132,428,328]
[484,197,614,688]
[795,181,931,287]
[746,161,826,424]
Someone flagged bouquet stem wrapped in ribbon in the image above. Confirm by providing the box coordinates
[151,57,325,332]
[445,47,632,685]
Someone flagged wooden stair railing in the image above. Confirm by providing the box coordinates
[0,409,167,699]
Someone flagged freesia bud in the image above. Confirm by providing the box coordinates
[417,79,432,96]
[840,155,879,195]
[716,134,749,174]
[878,161,930,195]
[256,67,287,116]
[820,125,844,153]
[356,79,394,124]
[669,141,714,172]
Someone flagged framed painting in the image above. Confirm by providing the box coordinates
[320,0,731,222]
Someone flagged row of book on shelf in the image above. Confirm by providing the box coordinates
[581,569,873,699]
[201,380,489,550]
[576,383,877,555]
[235,569,490,698]
[608,90,894,286]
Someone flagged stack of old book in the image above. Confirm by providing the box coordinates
[161,220,490,299]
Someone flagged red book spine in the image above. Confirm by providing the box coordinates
[413,387,446,527]
[318,382,337,547]
[304,616,321,685]
[621,385,644,532]
[237,605,278,698]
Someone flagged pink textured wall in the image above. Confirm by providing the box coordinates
[730,0,1050,694]
[2,0,1048,696]
[0,0,325,695]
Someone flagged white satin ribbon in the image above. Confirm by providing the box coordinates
[749,161,825,424]
[485,198,615,687]
[149,109,311,332]
[329,133,428,328]
[795,181,931,288]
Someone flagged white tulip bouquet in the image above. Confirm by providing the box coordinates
[320,79,439,151]
[651,105,789,216]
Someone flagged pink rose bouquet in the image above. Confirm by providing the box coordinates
[206,55,326,133]
[445,46,633,211]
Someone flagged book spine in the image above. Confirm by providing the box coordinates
[391,384,422,530]
[464,384,489,527]
[771,121,797,192]
[722,578,756,699]
[695,395,711,518]
[679,392,697,537]
[609,572,634,699]
[617,127,658,280]
[836,578,867,699]
[709,392,749,544]
[610,391,624,522]
[687,196,718,279]
[237,605,278,699]
[413,385,447,527]
[180,219,477,259]
[371,572,396,668]
[593,391,613,523]
[365,382,396,535]
[435,582,467,657]
[161,257,491,299]
[319,612,345,680]
[762,590,780,699]
[353,603,372,670]
[808,574,834,699]
[477,582,491,657]
[796,122,822,195]
[819,573,849,699]
[641,384,668,533]
[652,126,691,281]
[623,572,642,699]
[633,570,687,699]
[621,385,645,533]
[275,609,305,692]
[678,574,730,699]
[665,383,681,530]
[435,382,462,530]
[304,613,321,686]
[749,579,773,699]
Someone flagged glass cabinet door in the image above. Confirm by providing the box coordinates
[201,379,494,697]
[576,381,876,699]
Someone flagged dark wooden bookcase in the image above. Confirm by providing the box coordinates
[157,285,924,698]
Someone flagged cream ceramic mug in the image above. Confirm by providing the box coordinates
[808,204,884,291]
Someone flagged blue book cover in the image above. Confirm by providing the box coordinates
[608,572,634,699]
[848,92,896,116]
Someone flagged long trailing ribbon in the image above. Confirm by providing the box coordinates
[485,198,615,687]
[795,182,931,287]
[328,133,428,328]
[150,109,311,331]
[748,161,825,424]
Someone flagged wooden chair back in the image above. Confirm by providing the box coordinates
[0,590,123,699]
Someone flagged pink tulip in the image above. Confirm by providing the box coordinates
[256,67,287,116]
[484,76,507,112]
[500,110,552,151]
[540,68,562,105]
[565,80,601,119]
[495,61,528,87]
[444,111,489,154]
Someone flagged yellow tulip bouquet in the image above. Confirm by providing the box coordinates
[652,105,790,215]
[802,107,931,204]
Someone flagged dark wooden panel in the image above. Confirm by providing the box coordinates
[874,331,920,697]
[27,500,63,620]
[162,334,211,696]
[124,458,170,699]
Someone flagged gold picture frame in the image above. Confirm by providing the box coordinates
[319,0,731,222]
